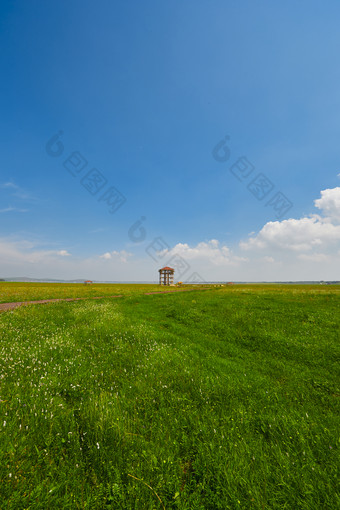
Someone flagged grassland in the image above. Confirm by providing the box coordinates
[0,282,165,304]
[0,284,339,509]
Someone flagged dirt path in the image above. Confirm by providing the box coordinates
[0,288,199,313]
[0,295,124,312]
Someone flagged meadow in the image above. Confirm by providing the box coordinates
[0,282,165,304]
[0,284,339,509]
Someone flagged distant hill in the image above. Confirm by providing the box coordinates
[0,277,339,285]
[0,277,86,283]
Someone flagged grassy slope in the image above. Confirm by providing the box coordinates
[0,285,339,509]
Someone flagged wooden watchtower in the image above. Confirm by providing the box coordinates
[159,266,174,286]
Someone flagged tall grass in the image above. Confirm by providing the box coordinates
[0,282,165,303]
[0,285,339,508]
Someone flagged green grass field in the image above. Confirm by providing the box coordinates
[0,282,165,303]
[0,284,339,509]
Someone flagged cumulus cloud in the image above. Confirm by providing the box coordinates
[314,187,340,223]
[240,217,340,252]
[1,186,339,282]
[234,186,340,279]
[158,239,247,266]
[100,250,132,263]
[241,187,340,253]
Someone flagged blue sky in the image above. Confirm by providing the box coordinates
[1,0,340,281]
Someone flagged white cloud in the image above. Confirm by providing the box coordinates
[158,239,247,267]
[240,217,340,252]
[0,187,339,282]
[314,187,340,223]
[0,239,71,265]
[0,238,140,281]
[241,188,340,253]
[99,250,132,263]
[235,186,340,280]
[297,253,329,262]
